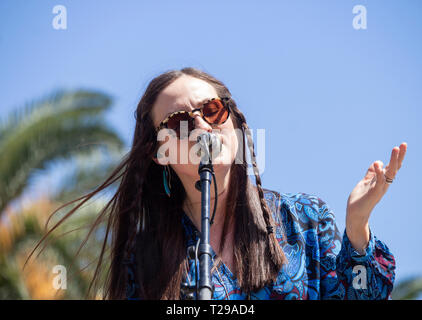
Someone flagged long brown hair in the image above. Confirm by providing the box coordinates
[26,67,287,299]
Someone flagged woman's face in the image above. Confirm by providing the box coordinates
[151,75,239,180]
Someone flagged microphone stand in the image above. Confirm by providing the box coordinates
[196,136,215,300]
[180,133,219,300]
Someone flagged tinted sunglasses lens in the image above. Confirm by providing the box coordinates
[166,113,194,137]
[203,99,229,124]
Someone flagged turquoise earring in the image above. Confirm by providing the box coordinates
[163,166,171,197]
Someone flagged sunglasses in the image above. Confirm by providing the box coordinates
[156,97,231,138]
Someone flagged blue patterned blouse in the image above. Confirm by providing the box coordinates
[125,190,396,300]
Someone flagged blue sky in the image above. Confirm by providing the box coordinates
[0,0,421,285]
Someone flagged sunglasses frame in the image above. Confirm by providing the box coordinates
[155,97,231,133]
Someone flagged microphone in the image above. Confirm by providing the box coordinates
[195,132,221,191]
[196,132,222,162]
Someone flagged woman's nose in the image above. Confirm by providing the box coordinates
[189,114,213,144]
[193,114,212,133]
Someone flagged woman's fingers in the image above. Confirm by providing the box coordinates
[397,142,407,170]
[380,142,407,183]
[363,143,407,203]
[374,160,385,187]
[384,146,400,181]
[367,143,407,189]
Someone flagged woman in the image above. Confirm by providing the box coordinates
[32,67,407,300]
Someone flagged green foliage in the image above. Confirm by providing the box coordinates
[0,90,124,214]
[0,89,124,299]
[392,276,422,300]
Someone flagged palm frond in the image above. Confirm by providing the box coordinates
[0,90,124,215]
[0,90,112,143]
[0,198,108,299]
[54,148,126,203]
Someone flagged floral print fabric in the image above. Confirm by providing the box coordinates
[125,190,395,300]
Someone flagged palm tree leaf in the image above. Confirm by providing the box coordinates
[0,90,124,214]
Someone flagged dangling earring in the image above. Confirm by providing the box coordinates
[163,165,171,197]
